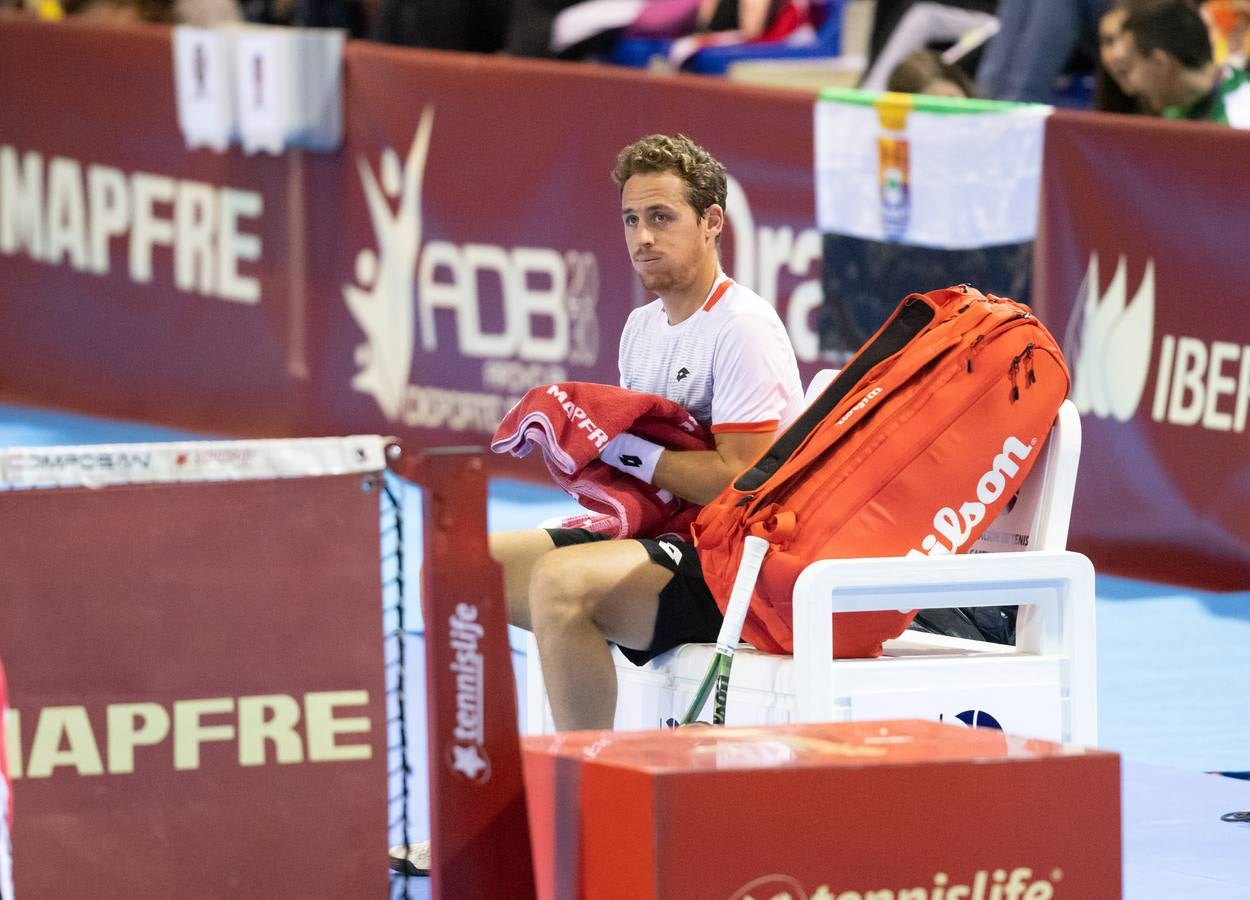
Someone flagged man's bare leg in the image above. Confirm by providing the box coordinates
[492,535,669,730]
[530,539,669,730]
[489,529,558,632]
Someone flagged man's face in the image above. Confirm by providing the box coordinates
[1117,32,1173,108]
[1099,8,1133,92]
[621,171,722,296]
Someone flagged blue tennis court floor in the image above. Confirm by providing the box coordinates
[2,401,1247,899]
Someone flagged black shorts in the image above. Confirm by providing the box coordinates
[545,528,724,666]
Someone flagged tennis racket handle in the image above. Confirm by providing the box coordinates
[714,535,768,652]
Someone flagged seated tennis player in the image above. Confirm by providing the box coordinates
[491,133,804,733]
[390,132,804,879]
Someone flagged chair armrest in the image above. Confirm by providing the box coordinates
[789,551,1097,734]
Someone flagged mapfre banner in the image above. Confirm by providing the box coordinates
[1035,111,1250,589]
[0,19,823,449]
[0,469,387,897]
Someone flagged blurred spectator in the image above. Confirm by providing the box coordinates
[8,0,240,24]
[287,0,365,36]
[545,0,800,62]
[1095,0,1150,111]
[372,0,511,52]
[886,47,977,96]
[866,0,996,66]
[860,1,997,92]
[1119,0,1250,125]
[976,0,1109,102]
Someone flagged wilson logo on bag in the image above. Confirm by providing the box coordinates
[691,285,1071,658]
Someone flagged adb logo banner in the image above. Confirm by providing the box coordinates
[343,105,601,431]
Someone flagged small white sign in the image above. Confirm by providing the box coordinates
[173,27,237,152]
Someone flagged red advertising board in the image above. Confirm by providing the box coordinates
[1035,111,1250,588]
[524,720,1121,900]
[0,19,303,436]
[0,471,388,897]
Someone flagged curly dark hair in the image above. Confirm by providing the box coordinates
[611,134,727,219]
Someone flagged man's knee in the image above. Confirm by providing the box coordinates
[527,550,596,629]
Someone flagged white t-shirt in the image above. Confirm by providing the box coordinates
[617,275,804,436]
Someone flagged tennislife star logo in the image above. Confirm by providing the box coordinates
[450,744,488,781]
[446,602,492,784]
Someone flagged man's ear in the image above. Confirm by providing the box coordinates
[1149,47,1176,72]
[703,203,725,240]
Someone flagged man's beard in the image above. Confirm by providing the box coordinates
[636,260,694,295]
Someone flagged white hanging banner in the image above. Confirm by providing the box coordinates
[235,25,345,156]
[173,26,237,152]
[815,89,1051,250]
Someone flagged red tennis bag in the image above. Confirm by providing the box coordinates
[691,285,1071,658]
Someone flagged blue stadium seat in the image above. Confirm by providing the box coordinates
[610,0,847,75]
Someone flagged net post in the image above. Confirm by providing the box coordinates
[387,444,536,899]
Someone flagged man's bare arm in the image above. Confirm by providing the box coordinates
[652,430,776,506]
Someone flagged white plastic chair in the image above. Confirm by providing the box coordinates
[525,372,1096,746]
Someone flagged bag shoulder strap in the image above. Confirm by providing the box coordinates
[734,294,936,493]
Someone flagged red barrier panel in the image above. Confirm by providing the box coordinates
[390,447,535,898]
[1035,110,1250,589]
[0,659,11,900]
[0,20,824,450]
[0,462,388,897]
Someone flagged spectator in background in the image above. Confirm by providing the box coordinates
[886,47,977,96]
[1095,0,1150,111]
[859,1,997,92]
[372,0,511,53]
[9,0,239,25]
[1119,0,1250,125]
[976,0,1109,102]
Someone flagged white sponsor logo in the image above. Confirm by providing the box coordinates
[908,436,1035,558]
[835,387,883,427]
[4,450,152,473]
[657,540,683,566]
[0,145,263,303]
[1067,253,1154,422]
[344,106,600,426]
[1067,253,1250,432]
[732,866,1062,900]
[6,691,372,777]
[447,602,492,784]
[545,384,611,450]
[1150,333,1250,432]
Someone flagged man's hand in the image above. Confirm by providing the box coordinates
[599,432,665,484]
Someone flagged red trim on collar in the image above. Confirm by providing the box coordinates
[702,279,733,312]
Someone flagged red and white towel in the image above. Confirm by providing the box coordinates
[491,382,714,539]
